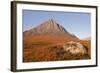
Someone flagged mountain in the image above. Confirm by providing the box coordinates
[24,19,79,40]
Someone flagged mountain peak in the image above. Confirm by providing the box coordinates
[41,18,57,27]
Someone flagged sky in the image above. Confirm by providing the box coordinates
[23,10,91,39]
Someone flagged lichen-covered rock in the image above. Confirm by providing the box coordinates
[63,41,87,54]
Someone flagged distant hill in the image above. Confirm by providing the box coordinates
[82,37,91,40]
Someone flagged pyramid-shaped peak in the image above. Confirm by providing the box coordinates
[39,18,58,29]
[24,18,79,40]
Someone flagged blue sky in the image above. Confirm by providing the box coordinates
[23,10,91,39]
